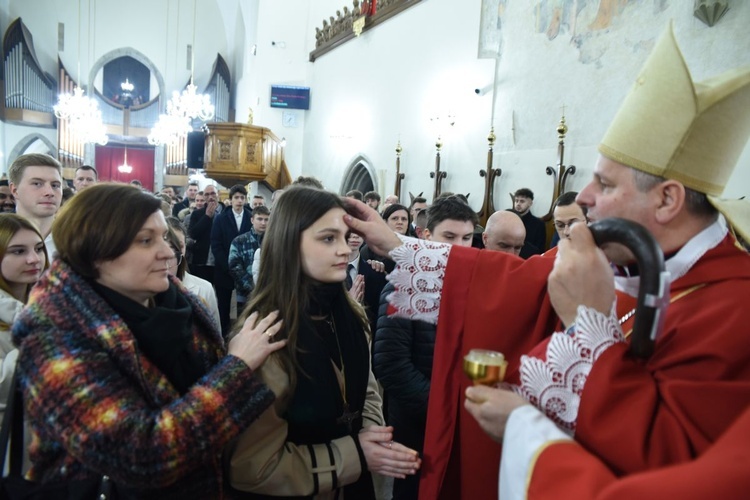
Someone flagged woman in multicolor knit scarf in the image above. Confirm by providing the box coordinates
[229,186,421,499]
[11,183,286,498]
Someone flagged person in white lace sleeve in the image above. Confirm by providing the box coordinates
[344,24,750,500]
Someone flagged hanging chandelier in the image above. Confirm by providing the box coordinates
[118,147,133,173]
[69,109,109,145]
[149,0,213,146]
[53,86,90,121]
[56,87,108,145]
[167,82,214,121]
[120,78,134,93]
[148,112,192,146]
[54,0,108,146]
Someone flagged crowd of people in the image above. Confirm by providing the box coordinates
[0,24,747,500]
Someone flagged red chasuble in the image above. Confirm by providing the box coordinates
[418,247,557,500]
[527,405,750,499]
[419,235,750,500]
[575,235,750,473]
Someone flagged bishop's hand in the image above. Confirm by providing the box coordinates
[548,222,615,327]
[343,199,403,257]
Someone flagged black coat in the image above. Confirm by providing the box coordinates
[210,207,252,289]
[372,283,435,452]
[357,250,389,336]
[187,207,216,265]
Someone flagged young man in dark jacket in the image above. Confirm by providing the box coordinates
[373,195,477,500]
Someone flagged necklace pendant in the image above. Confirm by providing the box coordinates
[336,403,361,433]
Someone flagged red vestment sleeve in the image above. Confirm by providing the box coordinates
[418,247,556,500]
[575,236,750,473]
[528,406,750,499]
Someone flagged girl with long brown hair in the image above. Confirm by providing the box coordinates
[230,186,420,498]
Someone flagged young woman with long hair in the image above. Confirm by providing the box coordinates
[0,214,47,420]
[229,186,420,498]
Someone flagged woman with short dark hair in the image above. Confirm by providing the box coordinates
[12,183,285,498]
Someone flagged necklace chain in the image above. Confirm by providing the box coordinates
[325,317,347,405]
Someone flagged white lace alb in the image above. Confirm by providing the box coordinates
[512,304,625,435]
[386,235,451,325]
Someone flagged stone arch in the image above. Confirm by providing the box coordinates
[8,134,57,165]
[88,47,165,105]
[340,155,377,196]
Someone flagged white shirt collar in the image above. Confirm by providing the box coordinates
[615,216,727,297]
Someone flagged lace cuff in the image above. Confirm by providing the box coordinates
[512,303,625,435]
[386,235,452,324]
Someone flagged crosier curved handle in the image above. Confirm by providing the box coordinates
[588,218,668,360]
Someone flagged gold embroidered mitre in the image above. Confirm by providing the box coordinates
[598,23,750,241]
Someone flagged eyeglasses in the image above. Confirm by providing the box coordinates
[167,251,183,270]
[554,219,585,231]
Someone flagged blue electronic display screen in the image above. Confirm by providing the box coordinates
[270,85,310,110]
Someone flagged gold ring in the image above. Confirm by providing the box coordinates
[265,331,274,338]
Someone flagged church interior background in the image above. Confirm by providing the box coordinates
[0,0,747,224]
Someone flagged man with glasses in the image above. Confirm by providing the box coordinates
[188,184,222,284]
[552,191,588,243]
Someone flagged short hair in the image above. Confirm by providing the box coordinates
[253,194,265,201]
[553,191,588,216]
[0,180,8,187]
[426,195,478,232]
[8,154,62,186]
[0,214,49,299]
[345,190,363,201]
[632,169,716,218]
[187,181,199,187]
[514,188,534,200]
[75,165,98,178]
[53,183,162,279]
[364,191,381,202]
[409,196,427,210]
[292,176,324,189]
[229,184,248,198]
[252,205,271,217]
[130,179,143,187]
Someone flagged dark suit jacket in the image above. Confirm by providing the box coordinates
[172,198,190,217]
[188,207,217,265]
[211,207,252,289]
[357,250,389,336]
